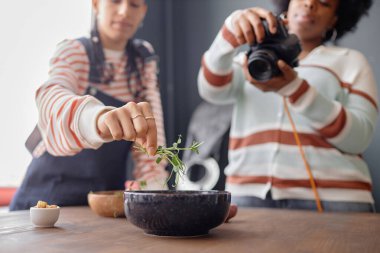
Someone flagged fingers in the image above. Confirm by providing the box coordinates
[277,60,297,82]
[236,16,255,44]
[232,7,277,45]
[97,111,112,139]
[99,104,139,142]
[233,9,262,45]
[225,204,238,223]
[125,180,141,191]
[96,102,158,155]
[126,102,148,144]
[243,56,297,92]
[245,10,264,43]
[102,112,124,141]
[253,8,277,34]
[138,102,157,156]
[116,108,136,141]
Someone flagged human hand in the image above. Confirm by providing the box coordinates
[230,7,278,45]
[96,101,157,156]
[125,180,142,191]
[243,57,298,92]
[225,204,238,223]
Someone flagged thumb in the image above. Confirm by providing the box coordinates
[96,112,111,138]
[278,60,296,81]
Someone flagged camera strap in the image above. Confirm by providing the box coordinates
[283,98,323,212]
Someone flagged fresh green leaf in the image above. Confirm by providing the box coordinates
[133,135,203,187]
[172,155,181,167]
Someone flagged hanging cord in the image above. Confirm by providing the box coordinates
[283,97,323,212]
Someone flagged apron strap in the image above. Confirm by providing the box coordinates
[25,125,42,155]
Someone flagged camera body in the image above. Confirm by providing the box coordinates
[246,17,301,82]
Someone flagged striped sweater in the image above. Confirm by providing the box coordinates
[198,15,378,203]
[34,39,167,188]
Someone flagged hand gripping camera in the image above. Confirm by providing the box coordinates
[246,17,301,82]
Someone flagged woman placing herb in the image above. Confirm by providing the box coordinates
[10,0,167,211]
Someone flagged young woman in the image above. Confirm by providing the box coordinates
[10,0,167,211]
[198,0,377,212]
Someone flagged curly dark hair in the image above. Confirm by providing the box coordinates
[272,0,373,41]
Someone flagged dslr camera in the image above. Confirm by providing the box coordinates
[246,17,301,82]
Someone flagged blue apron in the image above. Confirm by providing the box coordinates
[10,37,155,211]
[10,87,130,211]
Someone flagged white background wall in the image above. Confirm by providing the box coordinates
[0,1,91,186]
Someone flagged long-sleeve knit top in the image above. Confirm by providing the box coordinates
[198,16,378,203]
[34,39,167,187]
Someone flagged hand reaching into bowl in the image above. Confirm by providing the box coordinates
[97,102,157,156]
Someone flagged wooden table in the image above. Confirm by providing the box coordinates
[1,207,380,253]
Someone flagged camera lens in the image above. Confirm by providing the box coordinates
[251,60,271,78]
[247,49,279,82]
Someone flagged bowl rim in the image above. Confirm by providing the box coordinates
[124,190,231,195]
[30,206,60,210]
[88,190,124,195]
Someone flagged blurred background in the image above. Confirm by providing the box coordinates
[0,0,379,209]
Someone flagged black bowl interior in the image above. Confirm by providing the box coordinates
[124,190,231,236]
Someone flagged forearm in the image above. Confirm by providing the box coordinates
[280,78,378,154]
[198,13,244,104]
[36,82,109,156]
[35,40,113,156]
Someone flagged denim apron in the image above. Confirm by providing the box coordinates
[9,37,154,211]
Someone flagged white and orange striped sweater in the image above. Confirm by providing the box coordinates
[198,15,378,203]
[34,39,167,188]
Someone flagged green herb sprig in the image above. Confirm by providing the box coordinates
[134,135,203,186]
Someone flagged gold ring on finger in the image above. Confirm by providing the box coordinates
[144,116,155,120]
[131,114,143,120]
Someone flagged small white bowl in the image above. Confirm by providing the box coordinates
[30,207,60,227]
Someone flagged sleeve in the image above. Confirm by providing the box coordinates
[197,11,246,105]
[35,39,111,156]
[278,52,378,154]
[131,43,169,189]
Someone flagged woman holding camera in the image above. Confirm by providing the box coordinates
[10,0,168,211]
[198,0,377,212]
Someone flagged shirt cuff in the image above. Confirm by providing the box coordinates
[277,77,304,97]
[77,99,115,148]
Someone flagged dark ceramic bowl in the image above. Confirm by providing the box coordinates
[124,190,231,236]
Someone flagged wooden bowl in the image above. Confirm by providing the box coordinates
[87,191,125,218]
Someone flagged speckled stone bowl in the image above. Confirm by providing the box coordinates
[124,190,231,236]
